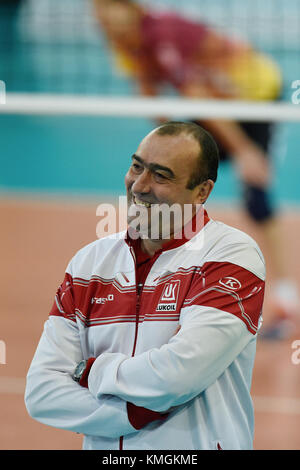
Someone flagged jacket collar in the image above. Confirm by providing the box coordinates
[125,206,210,256]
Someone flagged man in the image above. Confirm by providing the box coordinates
[25,122,265,450]
[93,0,299,337]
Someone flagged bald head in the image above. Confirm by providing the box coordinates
[154,121,219,189]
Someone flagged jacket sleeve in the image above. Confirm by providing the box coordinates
[25,273,138,439]
[25,315,140,438]
[88,245,265,412]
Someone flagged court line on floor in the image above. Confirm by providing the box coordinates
[1,376,300,415]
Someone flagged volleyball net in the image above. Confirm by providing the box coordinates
[0,0,300,124]
[1,93,300,122]
[0,0,300,210]
[0,0,299,108]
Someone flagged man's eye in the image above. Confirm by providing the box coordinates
[154,172,167,181]
[132,163,143,172]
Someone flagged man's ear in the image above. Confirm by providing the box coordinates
[197,179,214,204]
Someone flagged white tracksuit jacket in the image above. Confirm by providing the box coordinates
[25,214,265,450]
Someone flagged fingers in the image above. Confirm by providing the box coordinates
[234,148,271,188]
[173,325,181,336]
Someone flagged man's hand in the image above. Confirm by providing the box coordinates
[232,143,271,188]
[78,326,183,430]
[197,119,272,188]
[173,324,181,336]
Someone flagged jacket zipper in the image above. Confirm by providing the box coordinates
[120,248,143,450]
[132,282,143,357]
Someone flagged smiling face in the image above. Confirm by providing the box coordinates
[125,129,214,243]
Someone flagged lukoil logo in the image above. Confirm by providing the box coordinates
[156,280,181,311]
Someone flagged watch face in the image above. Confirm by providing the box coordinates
[73,360,87,381]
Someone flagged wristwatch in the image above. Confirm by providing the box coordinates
[72,357,96,387]
[72,359,88,383]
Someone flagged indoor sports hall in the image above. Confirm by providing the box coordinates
[0,0,300,450]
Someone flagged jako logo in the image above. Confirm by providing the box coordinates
[219,277,241,290]
[91,295,114,305]
[156,280,180,311]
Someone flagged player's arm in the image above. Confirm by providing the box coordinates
[136,72,159,97]
[25,272,163,437]
[87,244,265,412]
[181,76,270,187]
[181,79,270,187]
[134,72,172,126]
[194,29,251,69]
[198,119,270,187]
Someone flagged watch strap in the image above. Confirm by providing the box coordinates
[79,357,96,388]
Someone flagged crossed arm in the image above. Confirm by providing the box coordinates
[25,317,138,438]
[25,305,252,438]
[25,242,264,438]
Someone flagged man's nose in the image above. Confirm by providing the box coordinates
[132,169,152,194]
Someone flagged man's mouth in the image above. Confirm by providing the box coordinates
[132,195,152,209]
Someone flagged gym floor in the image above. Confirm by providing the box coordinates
[0,198,299,450]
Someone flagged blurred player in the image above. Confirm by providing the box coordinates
[93,0,299,338]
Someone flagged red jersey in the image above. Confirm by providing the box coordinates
[128,11,209,88]
[115,10,281,100]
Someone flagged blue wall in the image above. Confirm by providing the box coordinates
[0,0,299,206]
[1,115,300,206]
